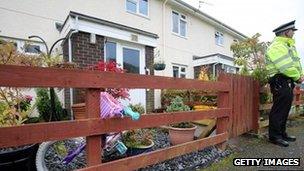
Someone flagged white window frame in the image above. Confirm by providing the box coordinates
[171,10,187,38]
[104,41,117,62]
[104,39,145,75]
[126,0,149,18]
[172,65,187,78]
[215,31,224,46]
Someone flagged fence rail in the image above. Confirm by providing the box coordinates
[0,65,233,170]
[259,86,304,111]
[0,64,229,90]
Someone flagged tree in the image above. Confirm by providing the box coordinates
[230,33,270,86]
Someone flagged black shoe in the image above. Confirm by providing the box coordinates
[283,135,296,142]
[269,138,289,147]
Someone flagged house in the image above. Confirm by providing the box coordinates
[0,0,247,113]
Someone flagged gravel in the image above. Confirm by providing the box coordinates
[43,128,231,170]
[44,139,87,171]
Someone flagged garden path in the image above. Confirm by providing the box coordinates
[204,116,304,171]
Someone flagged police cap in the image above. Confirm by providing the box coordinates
[273,20,298,34]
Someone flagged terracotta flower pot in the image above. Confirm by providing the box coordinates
[168,125,197,145]
[71,103,86,120]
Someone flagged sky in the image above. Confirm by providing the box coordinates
[183,0,304,63]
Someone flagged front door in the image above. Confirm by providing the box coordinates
[105,40,146,110]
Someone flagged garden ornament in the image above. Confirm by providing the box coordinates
[105,133,127,155]
[62,92,139,164]
[62,143,85,164]
[123,106,140,120]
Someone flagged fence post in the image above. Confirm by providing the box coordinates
[217,74,232,150]
[252,80,260,133]
[85,89,102,166]
[295,86,300,114]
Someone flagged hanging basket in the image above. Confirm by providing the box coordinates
[153,63,166,71]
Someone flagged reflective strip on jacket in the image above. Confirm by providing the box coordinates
[265,36,302,81]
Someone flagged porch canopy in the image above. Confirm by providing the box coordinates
[59,11,158,47]
[193,53,240,75]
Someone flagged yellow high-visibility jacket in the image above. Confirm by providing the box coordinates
[266,36,302,81]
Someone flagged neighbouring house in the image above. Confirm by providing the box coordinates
[0,0,247,113]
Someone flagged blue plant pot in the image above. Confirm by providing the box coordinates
[126,140,154,156]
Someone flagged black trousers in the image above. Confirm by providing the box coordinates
[268,74,295,139]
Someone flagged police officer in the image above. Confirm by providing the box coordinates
[266,20,303,147]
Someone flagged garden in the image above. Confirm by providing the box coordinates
[0,38,228,170]
[1,33,301,170]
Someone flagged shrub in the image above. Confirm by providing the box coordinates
[0,88,34,126]
[166,96,194,128]
[161,90,217,109]
[36,88,68,121]
[122,129,155,147]
[129,103,145,114]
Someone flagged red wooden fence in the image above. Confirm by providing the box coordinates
[228,75,260,137]
[0,65,262,170]
[259,86,304,111]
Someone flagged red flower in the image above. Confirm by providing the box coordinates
[93,60,130,100]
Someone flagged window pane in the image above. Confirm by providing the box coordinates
[180,20,186,37]
[123,48,140,74]
[173,66,179,78]
[215,33,220,45]
[220,35,224,45]
[25,45,40,53]
[181,67,185,72]
[105,42,116,62]
[126,0,137,13]
[215,32,223,45]
[139,0,148,16]
[172,12,179,33]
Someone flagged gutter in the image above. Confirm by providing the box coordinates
[212,62,219,78]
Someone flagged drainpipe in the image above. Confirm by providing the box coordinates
[68,16,79,116]
[162,0,168,76]
[212,62,219,78]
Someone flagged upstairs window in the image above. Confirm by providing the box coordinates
[173,65,186,78]
[215,31,224,46]
[172,11,187,37]
[126,0,148,16]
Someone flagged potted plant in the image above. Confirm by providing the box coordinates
[166,96,197,145]
[122,129,155,156]
[71,60,130,119]
[121,104,154,156]
[153,49,166,71]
